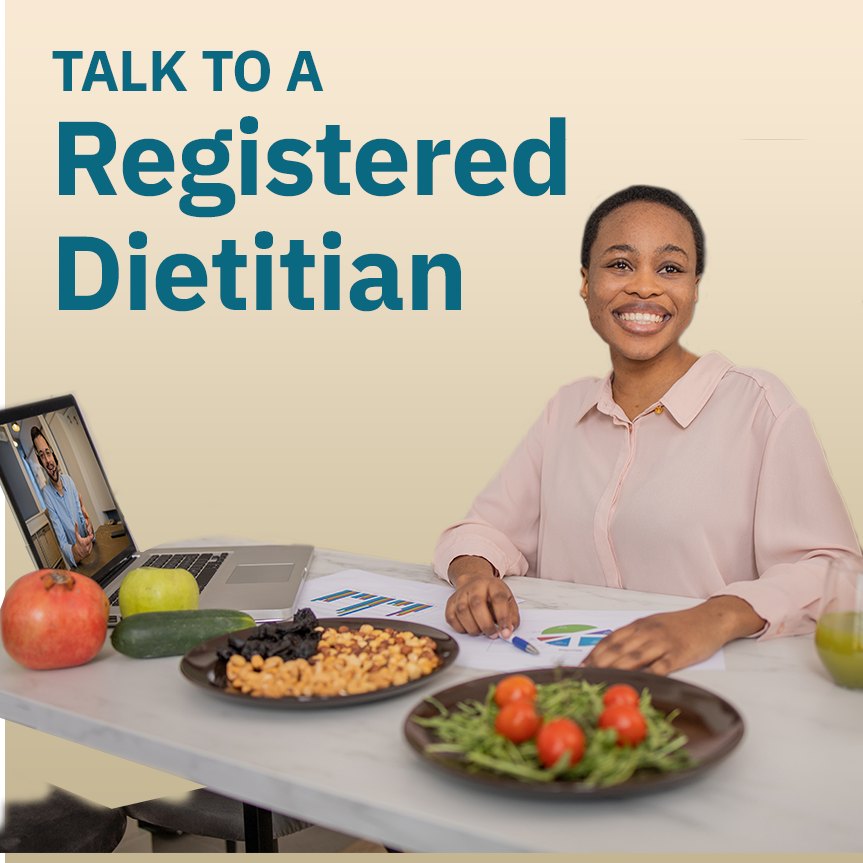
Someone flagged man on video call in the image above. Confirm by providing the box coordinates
[31,427,94,568]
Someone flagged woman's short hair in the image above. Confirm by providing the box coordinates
[581,185,706,276]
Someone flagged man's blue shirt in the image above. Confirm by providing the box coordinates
[42,474,88,568]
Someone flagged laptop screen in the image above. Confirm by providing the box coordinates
[0,395,136,586]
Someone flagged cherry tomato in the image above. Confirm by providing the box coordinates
[494,700,541,743]
[602,683,640,709]
[598,704,648,747]
[536,718,586,768]
[493,674,538,708]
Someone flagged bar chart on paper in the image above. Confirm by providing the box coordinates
[297,570,452,624]
[310,588,434,618]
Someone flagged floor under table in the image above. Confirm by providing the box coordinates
[115,818,390,853]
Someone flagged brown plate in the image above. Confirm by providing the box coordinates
[180,617,458,708]
[404,667,744,798]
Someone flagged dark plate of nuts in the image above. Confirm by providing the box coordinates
[180,616,459,708]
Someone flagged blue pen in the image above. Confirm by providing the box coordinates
[508,635,540,656]
[494,623,541,655]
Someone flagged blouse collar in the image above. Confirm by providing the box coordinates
[575,352,734,428]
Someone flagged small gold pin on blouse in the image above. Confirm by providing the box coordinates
[654,405,664,414]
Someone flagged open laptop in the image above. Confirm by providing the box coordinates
[0,395,313,626]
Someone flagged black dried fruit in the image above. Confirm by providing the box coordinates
[216,608,323,663]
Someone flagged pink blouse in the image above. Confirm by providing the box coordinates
[434,353,860,638]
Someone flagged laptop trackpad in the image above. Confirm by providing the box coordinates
[226,562,294,584]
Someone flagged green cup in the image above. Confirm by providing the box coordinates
[815,554,863,689]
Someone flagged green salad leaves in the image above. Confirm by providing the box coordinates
[414,677,695,787]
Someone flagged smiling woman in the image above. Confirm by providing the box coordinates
[433,185,861,675]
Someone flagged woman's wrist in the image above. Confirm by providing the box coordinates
[702,595,766,642]
[448,555,498,588]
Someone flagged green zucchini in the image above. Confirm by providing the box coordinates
[111,609,256,658]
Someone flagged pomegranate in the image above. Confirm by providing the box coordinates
[1,570,109,669]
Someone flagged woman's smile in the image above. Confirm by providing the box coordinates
[612,302,672,332]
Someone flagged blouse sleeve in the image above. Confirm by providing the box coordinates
[709,403,860,638]
[433,397,553,584]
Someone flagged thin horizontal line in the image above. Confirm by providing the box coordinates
[740,138,806,141]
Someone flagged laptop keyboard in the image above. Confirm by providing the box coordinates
[108,552,229,605]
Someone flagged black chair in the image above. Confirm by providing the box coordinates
[0,784,128,853]
[123,787,311,852]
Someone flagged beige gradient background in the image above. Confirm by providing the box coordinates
[4,0,862,854]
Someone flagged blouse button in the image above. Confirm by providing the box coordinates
[654,405,664,414]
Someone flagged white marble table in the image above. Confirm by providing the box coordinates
[0,545,860,852]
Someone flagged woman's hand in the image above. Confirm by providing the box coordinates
[581,596,766,675]
[445,556,520,639]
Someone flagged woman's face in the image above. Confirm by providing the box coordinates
[580,201,700,365]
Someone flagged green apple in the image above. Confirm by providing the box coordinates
[118,567,199,617]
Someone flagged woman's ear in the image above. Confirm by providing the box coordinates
[580,267,589,302]
[694,275,701,304]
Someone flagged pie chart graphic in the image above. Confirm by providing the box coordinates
[537,624,612,648]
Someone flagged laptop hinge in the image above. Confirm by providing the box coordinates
[98,553,140,587]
